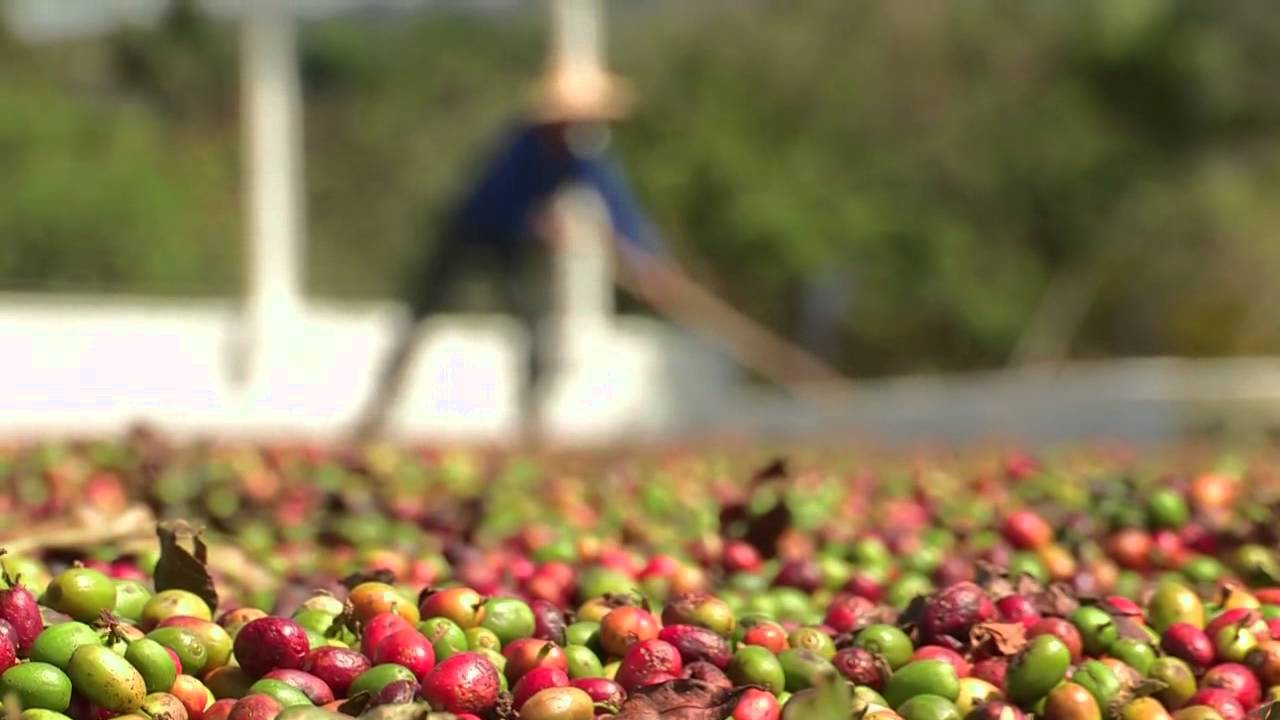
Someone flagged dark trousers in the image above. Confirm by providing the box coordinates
[403,229,552,409]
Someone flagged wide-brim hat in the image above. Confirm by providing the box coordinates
[530,62,635,123]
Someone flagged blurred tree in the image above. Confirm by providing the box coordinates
[2,0,1280,374]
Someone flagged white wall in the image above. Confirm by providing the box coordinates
[0,294,737,443]
[6,293,1280,446]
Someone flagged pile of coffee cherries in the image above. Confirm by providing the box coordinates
[0,538,1278,719]
[0,445,1276,719]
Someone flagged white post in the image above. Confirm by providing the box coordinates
[545,0,614,340]
[539,0,619,442]
[546,0,613,337]
[550,0,604,69]
[237,0,305,384]
[553,186,614,329]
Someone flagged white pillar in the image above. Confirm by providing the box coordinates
[552,186,614,330]
[545,0,615,345]
[542,185,620,443]
[549,0,604,69]
[540,0,618,442]
[237,0,305,384]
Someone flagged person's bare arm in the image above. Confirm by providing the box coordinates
[615,243,678,304]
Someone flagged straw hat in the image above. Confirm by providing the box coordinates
[530,61,635,123]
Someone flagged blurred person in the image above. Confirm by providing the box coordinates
[354,64,672,445]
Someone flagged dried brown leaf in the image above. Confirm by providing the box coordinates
[614,679,754,720]
[1113,616,1153,643]
[1015,574,1046,597]
[970,622,1029,656]
[1031,583,1078,617]
[869,605,899,626]
[896,595,928,635]
[154,520,218,614]
[713,458,794,556]
[976,561,1015,598]
[750,458,789,486]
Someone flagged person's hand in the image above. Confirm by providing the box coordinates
[534,207,567,250]
[622,250,676,303]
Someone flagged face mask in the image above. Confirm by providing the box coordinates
[565,122,611,158]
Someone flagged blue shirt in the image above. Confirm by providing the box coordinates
[451,122,663,258]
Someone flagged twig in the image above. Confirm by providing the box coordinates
[616,260,856,408]
[0,505,155,556]
[0,505,275,596]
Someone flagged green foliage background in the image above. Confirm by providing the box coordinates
[4,1,1280,375]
